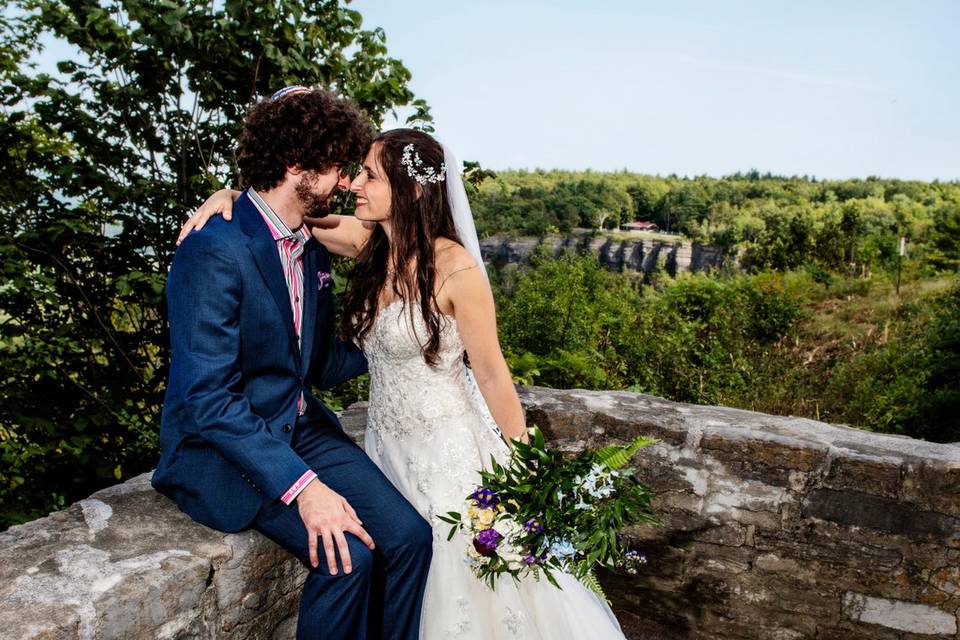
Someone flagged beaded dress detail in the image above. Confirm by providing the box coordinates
[363,300,626,639]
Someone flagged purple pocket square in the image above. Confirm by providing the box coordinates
[317,271,332,290]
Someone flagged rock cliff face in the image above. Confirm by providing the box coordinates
[480,234,731,276]
[1,388,957,639]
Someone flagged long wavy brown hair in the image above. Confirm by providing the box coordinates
[341,129,462,366]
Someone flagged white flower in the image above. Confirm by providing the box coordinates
[499,547,527,571]
[578,463,616,500]
[493,516,524,539]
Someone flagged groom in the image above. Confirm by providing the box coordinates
[153,87,432,639]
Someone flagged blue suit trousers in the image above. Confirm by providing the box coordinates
[252,420,432,640]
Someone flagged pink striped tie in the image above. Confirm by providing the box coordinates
[284,237,306,415]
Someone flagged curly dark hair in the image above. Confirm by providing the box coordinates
[236,89,373,191]
[341,129,463,366]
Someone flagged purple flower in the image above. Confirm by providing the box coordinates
[523,555,538,565]
[524,518,543,534]
[624,549,648,575]
[472,486,500,509]
[625,550,648,563]
[317,271,332,290]
[473,529,503,557]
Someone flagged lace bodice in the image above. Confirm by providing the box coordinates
[362,300,508,523]
[365,301,476,439]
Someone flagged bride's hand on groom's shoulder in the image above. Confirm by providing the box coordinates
[176,189,240,245]
[295,479,375,575]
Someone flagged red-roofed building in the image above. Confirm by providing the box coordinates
[620,220,660,232]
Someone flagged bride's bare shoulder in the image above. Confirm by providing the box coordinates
[435,238,478,277]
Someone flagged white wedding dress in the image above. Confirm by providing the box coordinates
[363,300,627,639]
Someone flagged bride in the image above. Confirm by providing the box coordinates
[184,128,627,639]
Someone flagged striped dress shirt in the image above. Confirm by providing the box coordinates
[247,188,317,505]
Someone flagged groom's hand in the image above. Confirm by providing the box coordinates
[296,479,375,575]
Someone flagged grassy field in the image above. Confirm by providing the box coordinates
[606,230,691,244]
[732,273,958,433]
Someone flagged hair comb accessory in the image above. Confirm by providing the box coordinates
[401,143,446,185]
[270,85,311,101]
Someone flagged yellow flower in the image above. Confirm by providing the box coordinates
[467,505,481,520]
[477,508,495,528]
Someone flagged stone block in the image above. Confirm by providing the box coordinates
[930,565,960,595]
[0,473,302,640]
[685,542,755,575]
[688,522,750,548]
[842,591,958,636]
[803,488,960,544]
[700,430,829,474]
[726,506,783,531]
[823,450,903,498]
[635,457,698,493]
[753,528,903,570]
[753,552,802,574]
[906,461,960,517]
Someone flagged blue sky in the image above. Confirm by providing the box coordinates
[353,0,959,180]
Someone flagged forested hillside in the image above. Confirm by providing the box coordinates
[470,170,960,276]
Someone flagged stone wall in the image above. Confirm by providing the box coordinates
[517,387,960,640]
[480,233,731,275]
[1,387,957,639]
[0,474,306,640]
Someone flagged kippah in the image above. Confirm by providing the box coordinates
[270,85,311,101]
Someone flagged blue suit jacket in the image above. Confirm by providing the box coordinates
[152,193,367,532]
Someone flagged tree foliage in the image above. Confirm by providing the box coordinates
[493,255,958,444]
[494,254,803,404]
[0,0,429,526]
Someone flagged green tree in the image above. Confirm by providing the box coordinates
[740,204,816,272]
[496,252,638,389]
[625,179,669,221]
[656,182,710,234]
[915,283,960,441]
[928,202,960,272]
[0,0,429,526]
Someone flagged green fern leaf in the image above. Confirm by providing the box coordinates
[595,436,657,470]
[579,570,609,603]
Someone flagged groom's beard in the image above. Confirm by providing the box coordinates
[295,172,337,217]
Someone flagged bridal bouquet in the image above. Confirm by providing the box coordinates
[437,427,657,598]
